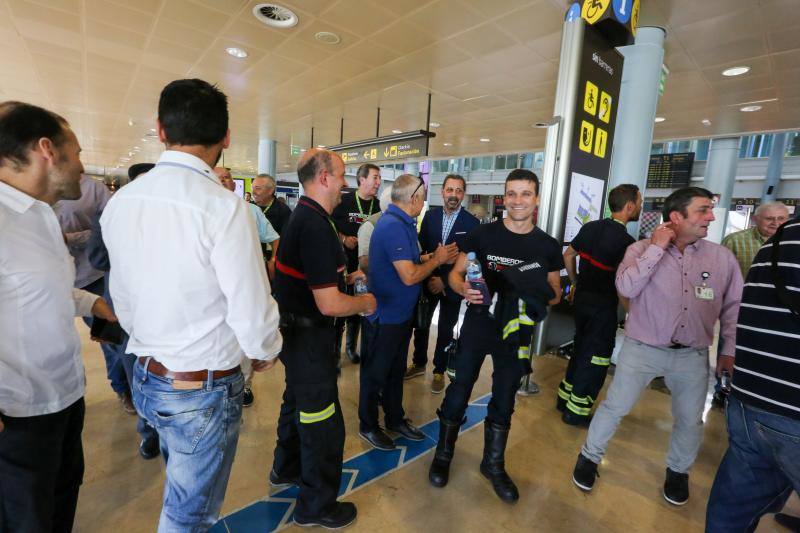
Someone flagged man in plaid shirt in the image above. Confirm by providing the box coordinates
[722,201,790,276]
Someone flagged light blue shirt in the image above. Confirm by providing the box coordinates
[249,203,279,245]
[442,206,461,243]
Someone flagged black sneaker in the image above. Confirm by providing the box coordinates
[663,468,689,505]
[387,419,425,441]
[242,387,254,407]
[358,428,396,451]
[139,436,160,460]
[295,502,357,529]
[269,469,300,488]
[572,453,598,491]
[562,410,592,428]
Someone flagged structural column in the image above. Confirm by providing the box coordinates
[258,139,277,177]
[761,132,788,203]
[704,137,740,244]
[607,26,666,239]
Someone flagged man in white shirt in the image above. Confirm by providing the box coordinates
[216,166,279,407]
[101,79,282,532]
[0,101,115,532]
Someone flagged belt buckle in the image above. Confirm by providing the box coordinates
[172,380,204,390]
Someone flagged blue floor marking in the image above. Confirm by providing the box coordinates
[212,393,492,532]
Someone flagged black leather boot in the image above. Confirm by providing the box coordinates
[479,421,519,503]
[345,318,360,364]
[428,414,461,488]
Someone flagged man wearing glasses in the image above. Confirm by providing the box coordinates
[409,174,479,393]
[722,201,790,277]
[358,174,457,450]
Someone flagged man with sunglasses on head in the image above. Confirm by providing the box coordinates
[409,174,479,394]
[358,174,457,450]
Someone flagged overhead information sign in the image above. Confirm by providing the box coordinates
[561,23,624,242]
[331,136,430,165]
[646,152,695,189]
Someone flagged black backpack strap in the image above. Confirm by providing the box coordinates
[770,222,800,316]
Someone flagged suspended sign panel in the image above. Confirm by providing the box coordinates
[328,131,434,165]
[561,23,624,242]
[646,152,695,189]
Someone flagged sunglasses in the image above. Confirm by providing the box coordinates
[412,176,426,199]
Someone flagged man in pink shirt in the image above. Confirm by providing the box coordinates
[572,187,743,506]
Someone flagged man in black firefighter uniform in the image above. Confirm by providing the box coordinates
[332,163,382,364]
[557,184,641,426]
[270,149,376,529]
[428,169,563,502]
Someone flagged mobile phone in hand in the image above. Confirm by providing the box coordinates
[90,318,125,344]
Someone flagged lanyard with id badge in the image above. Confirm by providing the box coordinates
[694,271,714,300]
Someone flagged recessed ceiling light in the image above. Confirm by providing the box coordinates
[133,146,140,150]
[128,118,134,126]
[701,119,712,126]
[283,163,291,168]
[141,138,148,142]
[479,138,491,142]
[317,145,325,148]
[429,122,440,128]
[225,47,248,58]
[740,105,762,112]
[722,66,750,77]
[392,129,402,134]
[443,142,452,146]
[149,128,156,133]
[654,117,666,123]
[314,31,341,45]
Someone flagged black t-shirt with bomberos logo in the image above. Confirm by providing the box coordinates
[332,191,381,272]
[462,220,563,300]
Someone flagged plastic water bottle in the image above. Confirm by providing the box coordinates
[354,277,369,316]
[465,252,491,304]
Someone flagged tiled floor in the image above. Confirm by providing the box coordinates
[74,321,795,532]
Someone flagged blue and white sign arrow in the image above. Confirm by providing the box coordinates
[212,393,492,532]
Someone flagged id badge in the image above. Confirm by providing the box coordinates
[694,286,714,300]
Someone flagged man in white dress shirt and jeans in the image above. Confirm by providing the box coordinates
[101,79,282,532]
[0,101,116,532]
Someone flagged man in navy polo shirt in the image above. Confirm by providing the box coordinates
[359,174,457,450]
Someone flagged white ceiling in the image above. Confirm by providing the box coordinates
[0,0,798,174]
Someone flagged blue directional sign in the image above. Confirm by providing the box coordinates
[211,393,492,532]
[612,0,633,23]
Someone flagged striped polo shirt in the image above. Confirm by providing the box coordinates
[732,218,800,420]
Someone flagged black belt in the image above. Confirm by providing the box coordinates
[280,312,335,329]
[668,343,690,350]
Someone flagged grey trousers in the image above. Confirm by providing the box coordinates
[581,337,709,473]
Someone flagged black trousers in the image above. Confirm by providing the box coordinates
[440,309,524,427]
[359,320,413,432]
[558,300,618,417]
[0,398,85,533]
[273,325,345,519]
[334,285,360,354]
[412,295,461,374]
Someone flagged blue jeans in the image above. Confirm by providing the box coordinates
[132,361,244,533]
[120,352,158,442]
[83,276,128,394]
[706,395,800,532]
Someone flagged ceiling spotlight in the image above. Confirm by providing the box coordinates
[149,128,156,132]
[317,145,325,148]
[225,46,248,58]
[740,105,762,112]
[722,66,750,77]
[443,142,452,146]
[654,117,666,123]
[141,138,148,142]
[429,122,440,128]
[133,146,140,150]
[283,163,291,168]
[128,118,134,126]
[479,138,491,142]
[701,119,712,126]
[392,129,402,134]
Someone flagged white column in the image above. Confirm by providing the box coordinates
[704,137,740,243]
[258,139,277,176]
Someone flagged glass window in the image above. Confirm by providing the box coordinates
[506,154,519,169]
[520,153,533,168]
[651,143,664,154]
[695,139,710,160]
[787,132,800,157]
[494,155,506,170]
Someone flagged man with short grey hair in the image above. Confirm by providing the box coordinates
[253,173,292,237]
[722,201,790,277]
[359,174,457,450]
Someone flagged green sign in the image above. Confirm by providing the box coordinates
[290,145,303,156]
